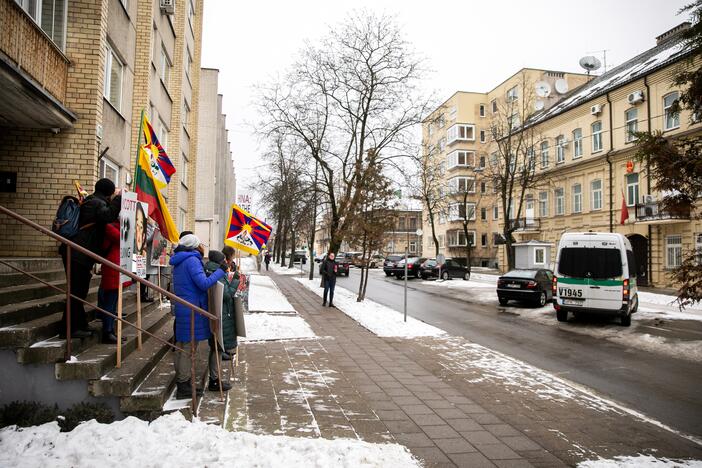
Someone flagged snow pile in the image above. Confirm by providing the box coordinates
[248,275,296,312]
[0,412,420,468]
[269,262,306,276]
[295,278,446,338]
[243,313,317,341]
[578,455,702,467]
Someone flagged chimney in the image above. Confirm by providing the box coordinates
[656,22,691,45]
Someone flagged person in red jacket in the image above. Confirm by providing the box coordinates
[98,221,120,344]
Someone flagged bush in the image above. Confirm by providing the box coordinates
[0,401,115,432]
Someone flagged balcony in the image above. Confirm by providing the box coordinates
[507,218,541,231]
[635,201,691,224]
[0,0,75,128]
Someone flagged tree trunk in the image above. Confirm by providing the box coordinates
[273,213,283,263]
[280,221,289,267]
[504,229,515,270]
[289,227,297,269]
[357,232,368,301]
[428,215,439,256]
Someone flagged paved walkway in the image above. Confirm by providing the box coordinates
[226,270,702,467]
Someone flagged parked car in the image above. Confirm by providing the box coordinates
[392,257,426,279]
[420,258,470,280]
[292,250,307,264]
[336,255,351,276]
[314,253,325,263]
[351,254,384,268]
[383,255,404,276]
[497,268,553,307]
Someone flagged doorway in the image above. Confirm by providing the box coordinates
[628,234,648,286]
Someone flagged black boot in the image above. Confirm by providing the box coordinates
[208,378,232,392]
[322,300,327,307]
[221,352,231,361]
[176,380,204,399]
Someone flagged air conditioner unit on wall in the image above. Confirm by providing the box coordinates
[590,104,602,116]
[160,0,175,15]
[628,90,645,105]
[642,194,655,204]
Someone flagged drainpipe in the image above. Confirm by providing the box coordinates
[644,76,653,285]
[606,92,614,232]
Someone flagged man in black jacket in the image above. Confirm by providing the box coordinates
[60,179,121,338]
[320,252,338,307]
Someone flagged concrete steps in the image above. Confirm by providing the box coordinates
[0,269,65,287]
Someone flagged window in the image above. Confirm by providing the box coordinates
[182,100,191,130]
[160,46,171,87]
[592,121,603,152]
[481,233,488,247]
[555,188,565,215]
[526,147,535,172]
[591,179,602,211]
[120,0,128,9]
[539,192,548,217]
[409,241,417,253]
[479,104,486,117]
[479,155,486,169]
[573,128,583,158]
[534,247,546,265]
[480,207,487,221]
[448,176,475,194]
[438,235,445,248]
[490,152,498,167]
[447,124,475,143]
[185,48,193,80]
[449,106,457,119]
[438,137,446,152]
[480,130,486,143]
[556,135,566,163]
[491,99,497,113]
[508,113,520,129]
[178,208,187,232]
[180,153,189,187]
[398,217,406,230]
[409,217,417,230]
[506,85,518,102]
[104,44,123,111]
[493,206,499,220]
[540,141,549,168]
[626,173,639,207]
[695,233,702,264]
[449,202,476,221]
[438,114,446,128]
[558,248,622,279]
[187,0,195,29]
[447,230,475,247]
[666,235,683,268]
[157,118,169,151]
[16,0,67,50]
[99,158,119,186]
[664,92,680,130]
[480,181,486,193]
[447,150,475,169]
[572,183,582,213]
[427,123,434,137]
[625,108,638,142]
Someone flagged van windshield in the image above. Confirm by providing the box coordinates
[558,247,622,279]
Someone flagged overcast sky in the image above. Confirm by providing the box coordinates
[201,0,689,211]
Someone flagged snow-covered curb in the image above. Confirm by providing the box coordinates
[295,278,445,338]
[243,313,317,341]
[248,275,296,312]
[578,455,702,467]
[269,262,306,276]
[0,412,421,468]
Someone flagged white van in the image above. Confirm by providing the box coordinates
[553,232,639,326]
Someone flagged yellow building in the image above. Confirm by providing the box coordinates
[421,70,589,267]
[492,23,700,288]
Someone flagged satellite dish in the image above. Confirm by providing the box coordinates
[555,78,569,94]
[534,100,545,111]
[535,81,552,98]
[579,56,602,75]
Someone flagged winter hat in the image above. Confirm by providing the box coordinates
[178,234,201,250]
[95,178,116,197]
[208,250,225,264]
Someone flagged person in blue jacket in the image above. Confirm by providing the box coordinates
[170,234,226,399]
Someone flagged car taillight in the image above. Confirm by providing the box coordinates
[526,281,537,289]
[623,278,629,302]
[552,276,557,295]
[408,264,413,269]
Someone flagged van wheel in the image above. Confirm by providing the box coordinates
[498,297,509,306]
[621,313,631,327]
[556,310,568,322]
[463,272,470,281]
[631,295,639,313]
[535,292,547,307]
[385,272,392,276]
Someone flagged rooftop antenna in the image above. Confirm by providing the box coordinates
[579,55,602,76]
[586,49,610,73]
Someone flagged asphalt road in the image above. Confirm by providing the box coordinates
[298,261,702,439]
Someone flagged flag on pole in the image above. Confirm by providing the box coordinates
[141,114,176,190]
[620,191,630,225]
[224,204,272,255]
[74,181,88,203]
[134,148,179,243]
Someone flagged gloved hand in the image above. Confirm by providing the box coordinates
[219,262,229,273]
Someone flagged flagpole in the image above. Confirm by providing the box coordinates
[133,109,145,186]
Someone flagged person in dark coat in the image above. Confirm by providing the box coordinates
[169,234,226,399]
[264,252,271,271]
[97,221,120,344]
[60,178,121,338]
[320,252,338,307]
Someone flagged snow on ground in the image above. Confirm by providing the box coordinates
[295,278,446,338]
[269,262,306,276]
[248,275,296,313]
[243,313,317,341]
[239,255,259,274]
[0,412,420,468]
[578,455,702,467]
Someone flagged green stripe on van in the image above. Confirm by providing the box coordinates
[557,277,623,286]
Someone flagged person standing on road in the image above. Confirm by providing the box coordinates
[321,252,338,307]
[264,252,271,271]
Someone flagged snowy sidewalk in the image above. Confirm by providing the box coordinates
[259,270,702,468]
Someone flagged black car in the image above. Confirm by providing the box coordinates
[292,250,307,264]
[336,256,351,276]
[392,257,426,279]
[497,269,553,307]
[383,255,404,276]
[420,258,470,280]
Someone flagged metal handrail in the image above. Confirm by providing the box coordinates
[0,204,225,416]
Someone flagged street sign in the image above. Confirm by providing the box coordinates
[437,254,446,265]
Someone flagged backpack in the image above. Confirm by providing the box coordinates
[52,196,81,239]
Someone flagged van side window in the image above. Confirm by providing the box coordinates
[626,250,637,278]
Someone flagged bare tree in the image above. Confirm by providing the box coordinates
[487,72,544,270]
[453,181,485,275]
[410,143,447,257]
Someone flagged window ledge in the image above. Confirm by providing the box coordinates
[572,155,583,160]
[663,126,680,133]
[103,97,127,122]
[592,150,603,155]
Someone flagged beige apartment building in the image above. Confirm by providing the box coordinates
[421,70,589,267]
[0,0,205,257]
[492,23,701,288]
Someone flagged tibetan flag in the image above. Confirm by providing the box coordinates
[135,147,179,243]
[74,181,88,203]
[224,204,272,255]
[141,114,176,189]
